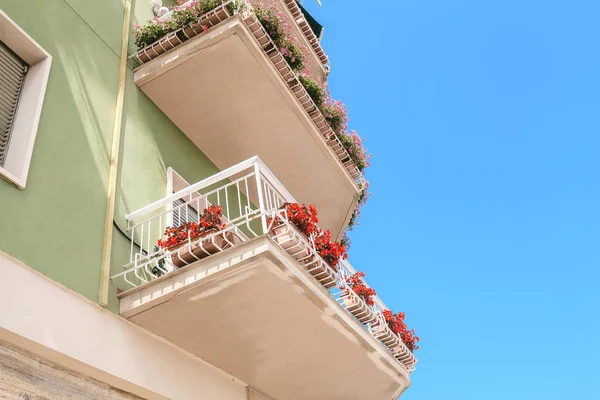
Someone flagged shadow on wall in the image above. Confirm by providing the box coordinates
[0,0,227,310]
[106,0,230,311]
[0,0,124,303]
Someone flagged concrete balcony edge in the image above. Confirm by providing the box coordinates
[119,235,411,386]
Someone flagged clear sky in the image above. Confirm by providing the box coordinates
[301,1,600,399]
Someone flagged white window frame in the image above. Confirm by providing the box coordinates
[166,167,195,228]
[0,10,52,189]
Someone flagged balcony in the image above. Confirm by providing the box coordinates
[112,157,416,400]
[279,0,330,80]
[132,0,359,238]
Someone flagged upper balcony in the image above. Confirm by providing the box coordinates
[112,157,416,400]
[132,0,359,239]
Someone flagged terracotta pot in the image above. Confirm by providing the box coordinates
[137,33,181,63]
[291,84,318,114]
[168,231,235,268]
[267,51,294,82]
[303,255,337,289]
[371,320,398,347]
[341,292,376,325]
[270,223,337,289]
[182,25,202,40]
[245,16,271,47]
[270,224,310,258]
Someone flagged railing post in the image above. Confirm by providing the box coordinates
[254,161,268,234]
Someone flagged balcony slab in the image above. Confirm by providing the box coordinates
[120,237,410,400]
[133,17,358,239]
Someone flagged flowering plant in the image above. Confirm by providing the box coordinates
[298,75,348,134]
[348,178,371,230]
[382,310,420,352]
[322,100,348,135]
[313,229,347,270]
[338,130,371,173]
[157,221,201,249]
[346,271,376,306]
[157,205,225,249]
[134,18,169,48]
[251,0,306,73]
[275,202,319,237]
[297,75,370,177]
[299,74,325,108]
[200,205,226,232]
[134,0,238,49]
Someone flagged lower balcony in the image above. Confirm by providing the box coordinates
[112,157,415,400]
[132,1,359,239]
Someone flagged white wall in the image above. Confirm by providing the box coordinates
[0,251,248,400]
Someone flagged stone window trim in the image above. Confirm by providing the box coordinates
[0,9,52,189]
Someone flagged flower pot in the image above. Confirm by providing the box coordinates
[182,25,203,40]
[206,5,233,26]
[270,223,311,260]
[391,343,413,360]
[270,223,337,289]
[371,320,398,347]
[340,292,376,325]
[291,83,319,114]
[303,255,337,289]
[168,231,235,268]
[244,15,272,47]
[137,33,181,63]
[266,50,294,82]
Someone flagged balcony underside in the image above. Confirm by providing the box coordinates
[133,17,358,239]
[119,238,409,400]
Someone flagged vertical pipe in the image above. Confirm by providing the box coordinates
[254,162,268,234]
[99,0,132,307]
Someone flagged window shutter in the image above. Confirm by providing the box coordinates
[172,198,199,227]
[0,41,28,166]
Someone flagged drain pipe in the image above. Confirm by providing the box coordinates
[99,0,133,307]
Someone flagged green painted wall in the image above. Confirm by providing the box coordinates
[0,0,220,311]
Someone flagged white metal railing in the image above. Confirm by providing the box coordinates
[111,157,415,371]
[335,259,417,371]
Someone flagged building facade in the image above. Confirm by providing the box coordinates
[0,0,416,399]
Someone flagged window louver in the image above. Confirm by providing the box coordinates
[0,41,28,166]
[172,198,200,227]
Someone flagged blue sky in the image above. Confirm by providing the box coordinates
[302,1,600,398]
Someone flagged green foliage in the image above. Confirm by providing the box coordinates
[134,0,235,50]
[322,104,346,134]
[134,21,168,48]
[299,75,325,108]
[253,3,287,46]
[280,38,306,74]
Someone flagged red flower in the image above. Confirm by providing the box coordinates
[200,205,225,232]
[346,271,376,306]
[313,229,347,270]
[274,203,319,237]
[382,309,420,352]
[157,221,200,249]
[158,205,225,250]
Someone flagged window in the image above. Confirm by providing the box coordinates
[0,10,52,189]
[167,168,201,228]
[0,41,28,166]
[172,198,200,227]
